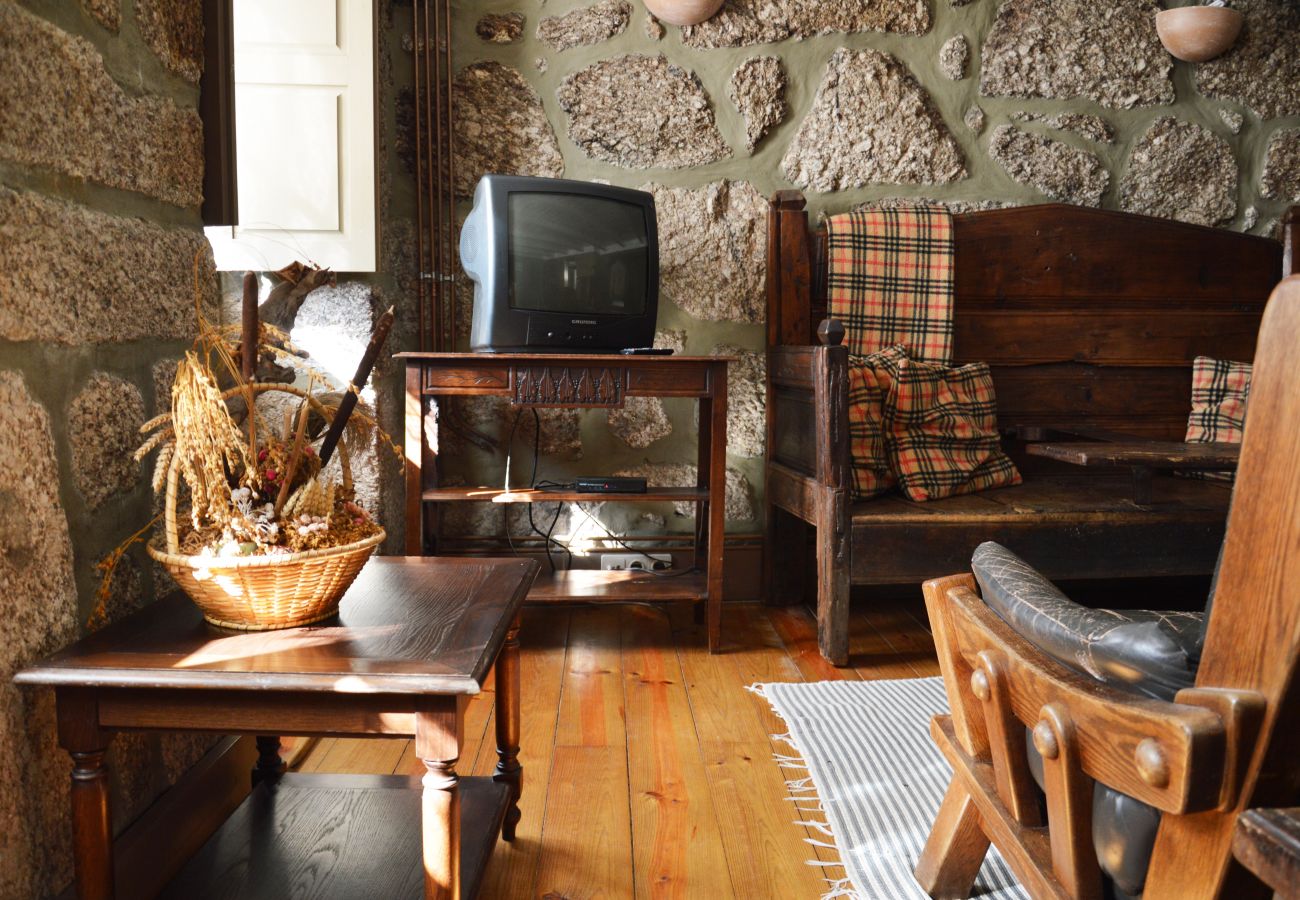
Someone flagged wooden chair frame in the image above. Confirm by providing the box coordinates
[915,276,1300,899]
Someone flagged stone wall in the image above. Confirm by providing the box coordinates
[0,1,215,896]
[424,0,1300,544]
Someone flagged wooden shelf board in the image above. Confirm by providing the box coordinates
[159,773,508,899]
[423,486,708,504]
[1026,440,1240,469]
[527,569,707,603]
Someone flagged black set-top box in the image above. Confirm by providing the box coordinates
[572,476,648,494]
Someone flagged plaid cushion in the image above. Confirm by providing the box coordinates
[826,205,954,364]
[847,344,909,499]
[886,358,1021,502]
[1184,356,1251,482]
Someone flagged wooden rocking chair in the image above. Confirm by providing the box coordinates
[915,275,1300,899]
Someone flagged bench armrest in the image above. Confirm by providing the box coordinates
[767,342,849,490]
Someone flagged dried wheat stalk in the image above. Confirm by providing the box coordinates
[171,353,249,528]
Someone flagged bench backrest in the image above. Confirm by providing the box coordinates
[767,193,1294,441]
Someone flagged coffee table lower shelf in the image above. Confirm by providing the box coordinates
[160,773,509,900]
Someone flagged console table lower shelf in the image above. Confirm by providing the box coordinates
[161,774,508,900]
[528,569,707,602]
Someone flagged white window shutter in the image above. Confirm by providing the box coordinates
[206,0,376,272]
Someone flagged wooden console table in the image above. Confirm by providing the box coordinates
[16,556,537,900]
[399,352,729,652]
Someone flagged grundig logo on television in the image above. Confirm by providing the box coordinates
[570,319,598,325]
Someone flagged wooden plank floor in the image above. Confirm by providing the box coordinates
[295,600,940,899]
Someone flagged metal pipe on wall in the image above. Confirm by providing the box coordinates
[441,0,456,349]
[413,0,454,351]
[412,0,455,553]
[412,1,426,351]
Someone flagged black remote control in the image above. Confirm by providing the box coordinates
[620,347,674,355]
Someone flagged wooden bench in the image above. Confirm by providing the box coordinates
[764,192,1297,665]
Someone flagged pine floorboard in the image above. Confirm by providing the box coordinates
[293,599,937,898]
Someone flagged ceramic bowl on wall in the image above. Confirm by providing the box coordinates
[643,0,725,27]
[1155,6,1244,63]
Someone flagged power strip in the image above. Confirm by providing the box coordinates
[600,553,672,572]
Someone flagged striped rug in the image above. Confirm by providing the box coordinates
[753,677,1027,900]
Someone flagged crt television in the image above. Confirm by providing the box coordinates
[459,175,659,353]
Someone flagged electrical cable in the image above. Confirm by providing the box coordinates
[509,416,695,579]
[502,410,524,560]
[572,502,701,578]
[526,408,570,572]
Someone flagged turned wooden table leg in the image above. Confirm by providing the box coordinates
[58,689,114,900]
[417,702,463,900]
[252,735,286,786]
[493,614,523,840]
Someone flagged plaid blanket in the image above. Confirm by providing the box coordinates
[826,205,955,365]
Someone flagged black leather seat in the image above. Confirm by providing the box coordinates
[970,541,1214,899]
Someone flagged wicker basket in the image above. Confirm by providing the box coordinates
[148,383,385,631]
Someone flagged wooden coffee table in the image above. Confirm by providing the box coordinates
[15,556,538,900]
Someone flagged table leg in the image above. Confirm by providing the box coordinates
[252,735,286,786]
[417,703,463,900]
[58,689,114,900]
[493,614,523,840]
[703,367,727,653]
[405,364,425,556]
[691,500,707,627]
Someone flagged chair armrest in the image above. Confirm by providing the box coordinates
[970,543,1206,702]
[937,576,1229,814]
[767,343,849,490]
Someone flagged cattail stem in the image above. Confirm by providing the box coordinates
[241,272,259,381]
[319,306,395,465]
[241,272,259,459]
[275,395,313,515]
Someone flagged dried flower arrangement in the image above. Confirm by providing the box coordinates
[96,257,398,630]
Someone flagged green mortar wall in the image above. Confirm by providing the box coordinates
[455,0,1296,226]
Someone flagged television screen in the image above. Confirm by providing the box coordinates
[507,192,651,316]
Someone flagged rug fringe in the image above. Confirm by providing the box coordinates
[753,678,1026,900]
[795,820,836,838]
[753,682,861,898]
[788,800,826,813]
[821,876,868,900]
